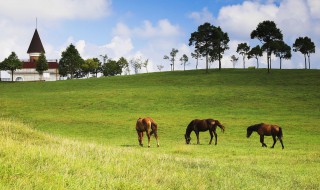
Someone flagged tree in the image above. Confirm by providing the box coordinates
[236,43,250,69]
[130,58,142,74]
[189,22,229,72]
[91,58,102,77]
[164,48,179,71]
[59,44,84,79]
[157,65,164,72]
[251,20,283,73]
[293,36,315,69]
[82,58,99,78]
[36,52,48,80]
[191,49,201,69]
[102,59,121,76]
[180,54,189,71]
[141,59,149,73]
[0,52,23,82]
[117,57,129,75]
[247,45,263,69]
[230,55,239,68]
[273,41,291,69]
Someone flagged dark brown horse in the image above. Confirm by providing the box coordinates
[247,123,284,149]
[136,117,159,147]
[184,119,225,145]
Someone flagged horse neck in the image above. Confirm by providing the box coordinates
[185,122,193,137]
[249,123,262,131]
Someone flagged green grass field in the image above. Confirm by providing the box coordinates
[0,69,319,189]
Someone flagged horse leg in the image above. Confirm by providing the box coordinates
[209,130,213,144]
[195,130,200,144]
[279,136,284,149]
[260,135,267,147]
[213,131,218,145]
[137,131,143,147]
[153,130,160,147]
[147,131,151,148]
[271,135,277,148]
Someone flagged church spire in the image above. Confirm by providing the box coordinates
[27,28,45,62]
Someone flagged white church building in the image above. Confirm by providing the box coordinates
[4,29,60,81]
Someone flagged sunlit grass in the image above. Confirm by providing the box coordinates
[0,69,319,189]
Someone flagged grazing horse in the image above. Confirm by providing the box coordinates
[184,119,225,145]
[247,123,284,149]
[136,117,159,147]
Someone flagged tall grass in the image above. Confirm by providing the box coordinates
[0,69,319,189]
[0,118,319,189]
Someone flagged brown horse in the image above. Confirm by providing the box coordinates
[136,117,159,147]
[247,123,284,149]
[184,119,225,145]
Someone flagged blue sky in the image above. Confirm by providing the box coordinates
[0,0,319,73]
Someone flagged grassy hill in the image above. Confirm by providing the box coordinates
[0,69,319,189]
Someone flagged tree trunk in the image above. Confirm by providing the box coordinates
[206,54,208,73]
[196,58,198,70]
[11,70,14,82]
[280,58,282,69]
[243,55,245,69]
[308,55,311,69]
[256,57,259,69]
[304,54,307,69]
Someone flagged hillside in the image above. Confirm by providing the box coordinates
[0,69,319,189]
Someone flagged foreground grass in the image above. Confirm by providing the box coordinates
[0,118,319,189]
[0,69,319,189]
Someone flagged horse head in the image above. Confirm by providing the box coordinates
[184,134,191,144]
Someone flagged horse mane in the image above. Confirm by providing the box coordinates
[248,123,264,131]
[185,120,195,136]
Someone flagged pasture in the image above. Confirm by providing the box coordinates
[0,69,319,189]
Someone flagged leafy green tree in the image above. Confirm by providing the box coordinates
[237,43,250,69]
[293,36,315,69]
[272,41,291,69]
[180,54,189,71]
[82,58,99,78]
[91,58,102,77]
[164,48,179,71]
[36,52,48,80]
[211,26,229,70]
[247,45,263,69]
[102,59,121,76]
[251,20,283,73]
[59,44,84,79]
[189,22,229,72]
[117,57,129,75]
[0,52,23,82]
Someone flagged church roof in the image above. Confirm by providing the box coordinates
[27,29,45,54]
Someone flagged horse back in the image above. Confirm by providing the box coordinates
[193,119,211,131]
[136,117,157,132]
[259,124,281,136]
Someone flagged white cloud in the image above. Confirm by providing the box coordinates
[189,7,215,24]
[133,19,181,38]
[190,0,320,69]
[308,0,320,19]
[217,1,279,39]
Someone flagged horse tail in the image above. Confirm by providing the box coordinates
[219,124,225,133]
[278,127,283,139]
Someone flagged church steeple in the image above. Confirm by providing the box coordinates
[27,29,45,62]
